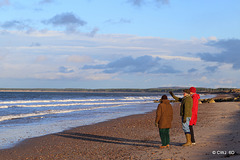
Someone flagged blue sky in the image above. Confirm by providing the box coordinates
[0,0,240,89]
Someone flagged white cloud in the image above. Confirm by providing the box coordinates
[198,76,209,83]
[191,36,218,43]
[0,31,221,58]
[35,55,48,62]
[152,55,201,61]
[218,79,233,84]
[208,36,218,41]
[84,74,113,81]
[0,53,6,60]
[67,55,92,63]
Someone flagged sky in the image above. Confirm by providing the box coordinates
[0,0,240,89]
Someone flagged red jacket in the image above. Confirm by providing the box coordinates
[189,93,200,125]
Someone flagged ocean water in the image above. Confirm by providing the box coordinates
[0,92,215,149]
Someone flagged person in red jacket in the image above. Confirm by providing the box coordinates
[189,87,200,145]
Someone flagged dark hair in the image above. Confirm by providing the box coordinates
[161,95,168,100]
[183,89,190,94]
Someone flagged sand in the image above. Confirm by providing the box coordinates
[0,101,239,160]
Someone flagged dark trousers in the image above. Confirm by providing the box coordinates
[189,125,195,143]
[159,128,170,146]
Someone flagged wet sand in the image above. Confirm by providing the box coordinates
[0,101,239,160]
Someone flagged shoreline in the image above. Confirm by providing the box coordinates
[0,100,239,159]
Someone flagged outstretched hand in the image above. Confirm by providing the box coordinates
[155,123,158,127]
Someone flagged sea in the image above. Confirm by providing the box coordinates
[0,92,215,149]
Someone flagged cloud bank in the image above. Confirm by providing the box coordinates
[0,29,239,88]
[83,55,180,74]
[199,39,240,70]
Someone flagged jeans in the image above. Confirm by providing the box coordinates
[159,128,170,146]
[182,117,191,134]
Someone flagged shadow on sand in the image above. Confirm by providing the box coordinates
[55,132,183,148]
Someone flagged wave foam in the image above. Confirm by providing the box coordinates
[0,100,150,109]
[0,104,124,122]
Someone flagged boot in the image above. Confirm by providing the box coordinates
[182,134,192,146]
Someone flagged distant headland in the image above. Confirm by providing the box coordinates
[0,87,239,94]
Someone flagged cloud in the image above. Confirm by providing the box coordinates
[188,68,198,73]
[127,0,169,6]
[87,27,99,37]
[199,39,240,70]
[205,66,218,73]
[0,0,9,7]
[198,76,209,83]
[105,18,132,24]
[0,20,33,31]
[43,12,87,32]
[67,55,92,63]
[30,42,41,47]
[58,66,74,73]
[0,52,7,61]
[156,0,169,4]
[39,0,54,4]
[35,55,48,62]
[83,55,180,74]
[218,79,233,85]
[128,0,144,6]
[153,55,201,61]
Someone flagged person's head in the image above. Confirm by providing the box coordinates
[183,89,190,97]
[161,95,168,100]
[189,87,196,95]
[160,95,168,102]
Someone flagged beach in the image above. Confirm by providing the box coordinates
[0,101,239,160]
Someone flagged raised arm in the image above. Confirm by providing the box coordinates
[169,91,182,102]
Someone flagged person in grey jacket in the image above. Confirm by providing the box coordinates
[169,89,193,146]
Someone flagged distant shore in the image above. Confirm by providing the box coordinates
[0,87,239,94]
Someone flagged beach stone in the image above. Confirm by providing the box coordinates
[234,97,240,101]
[207,99,215,103]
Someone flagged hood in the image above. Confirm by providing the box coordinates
[192,93,200,100]
[161,99,170,104]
